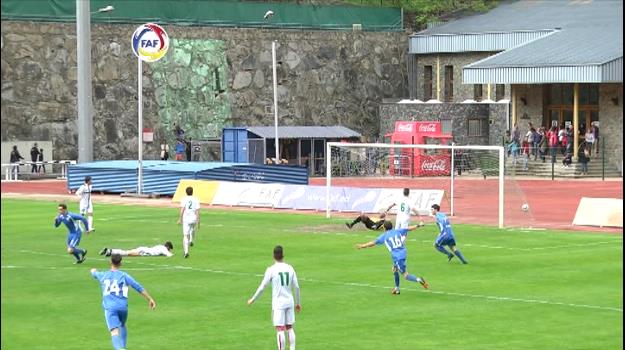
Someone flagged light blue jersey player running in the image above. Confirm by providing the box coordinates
[431,204,468,264]
[357,221,429,295]
[91,254,156,350]
[54,203,89,264]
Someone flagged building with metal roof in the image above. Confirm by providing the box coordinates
[400,0,623,174]
[222,126,361,176]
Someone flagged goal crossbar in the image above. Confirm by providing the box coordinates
[326,142,505,229]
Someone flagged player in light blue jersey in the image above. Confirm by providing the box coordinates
[430,204,468,264]
[357,221,429,295]
[91,254,156,350]
[54,203,89,264]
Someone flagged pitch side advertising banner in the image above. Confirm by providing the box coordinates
[276,185,381,212]
[373,189,444,215]
[212,182,284,207]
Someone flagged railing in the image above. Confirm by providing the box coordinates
[1,160,76,181]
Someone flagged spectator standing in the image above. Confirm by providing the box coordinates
[591,122,600,156]
[38,148,46,174]
[160,142,170,161]
[578,145,590,175]
[547,126,559,161]
[558,126,566,155]
[185,137,192,161]
[174,139,186,161]
[565,127,573,154]
[584,128,595,159]
[9,145,24,178]
[520,136,530,170]
[525,128,535,161]
[30,143,40,173]
[538,128,547,162]
[511,123,520,144]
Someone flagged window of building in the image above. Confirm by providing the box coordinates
[495,84,505,101]
[440,119,452,134]
[423,66,433,101]
[444,65,453,102]
[473,84,483,102]
[468,119,486,137]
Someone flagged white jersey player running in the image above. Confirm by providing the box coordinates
[248,245,301,350]
[75,176,94,232]
[177,186,200,258]
[386,187,419,229]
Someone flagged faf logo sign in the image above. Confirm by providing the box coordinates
[131,23,169,62]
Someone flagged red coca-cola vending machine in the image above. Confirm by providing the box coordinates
[385,121,453,176]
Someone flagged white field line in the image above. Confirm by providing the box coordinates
[11,250,623,313]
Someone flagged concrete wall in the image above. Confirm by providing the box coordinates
[1,21,407,161]
[379,102,507,147]
[599,83,623,171]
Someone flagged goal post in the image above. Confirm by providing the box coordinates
[326,142,505,229]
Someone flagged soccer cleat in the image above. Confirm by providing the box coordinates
[419,277,429,289]
[184,253,189,259]
[78,249,88,263]
[345,223,352,229]
[391,287,400,295]
[99,247,108,256]
[448,254,455,262]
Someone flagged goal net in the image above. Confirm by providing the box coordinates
[326,142,512,228]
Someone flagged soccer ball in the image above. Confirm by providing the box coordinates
[521,203,529,212]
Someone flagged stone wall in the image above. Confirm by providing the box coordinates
[599,83,623,172]
[415,52,510,102]
[379,102,507,147]
[512,84,544,138]
[1,21,407,160]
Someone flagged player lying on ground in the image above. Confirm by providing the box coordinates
[54,203,89,264]
[356,221,429,294]
[346,212,387,230]
[99,242,174,257]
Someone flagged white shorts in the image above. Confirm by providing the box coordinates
[183,221,196,236]
[80,203,93,214]
[395,220,410,229]
[272,307,295,327]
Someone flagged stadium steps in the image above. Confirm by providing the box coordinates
[505,155,622,178]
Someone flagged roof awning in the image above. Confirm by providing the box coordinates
[245,126,361,139]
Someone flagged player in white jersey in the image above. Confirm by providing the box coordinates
[75,176,95,232]
[99,241,174,257]
[248,245,301,350]
[177,186,200,258]
[386,188,419,229]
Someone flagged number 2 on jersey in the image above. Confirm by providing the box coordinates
[278,272,290,286]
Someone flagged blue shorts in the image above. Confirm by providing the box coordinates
[104,309,128,331]
[435,235,456,247]
[66,232,82,248]
[393,259,407,274]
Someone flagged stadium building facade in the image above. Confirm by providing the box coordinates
[382,0,623,173]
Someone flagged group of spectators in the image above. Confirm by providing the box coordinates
[9,143,46,176]
[160,123,196,162]
[507,121,599,175]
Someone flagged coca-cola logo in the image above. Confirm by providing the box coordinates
[418,123,437,133]
[397,123,413,132]
[421,159,447,171]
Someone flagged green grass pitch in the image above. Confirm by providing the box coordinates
[1,199,622,349]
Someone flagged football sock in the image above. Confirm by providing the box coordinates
[435,245,452,258]
[393,271,400,288]
[111,334,123,350]
[454,250,468,264]
[183,236,190,255]
[276,331,286,350]
[405,274,421,283]
[111,249,129,256]
[88,216,94,230]
[121,326,127,347]
[351,217,362,226]
[287,328,296,350]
